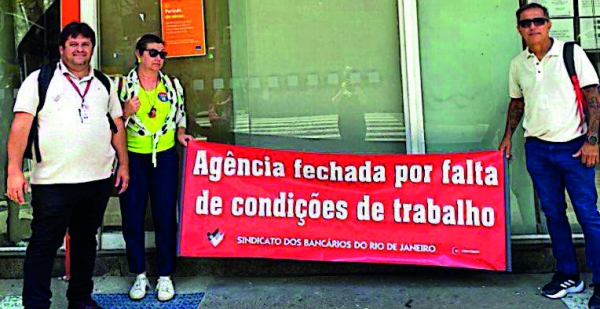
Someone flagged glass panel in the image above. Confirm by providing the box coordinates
[98,0,405,247]
[229,0,406,154]
[418,0,537,234]
[99,1,159,243]
[99,0,234,246]
[100,0,232,143]
[1,0,60,247]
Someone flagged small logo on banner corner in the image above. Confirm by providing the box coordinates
[451,247,480,255]
[207,229,224,247]
[157,92,168,102]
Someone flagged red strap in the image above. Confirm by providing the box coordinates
[64,74,92,104]
[117,76,123,94]
[572,76,586,129]
[117,76,125,106]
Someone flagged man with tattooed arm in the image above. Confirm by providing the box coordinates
[499,3,600,308]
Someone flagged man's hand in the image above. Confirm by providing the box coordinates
[499,98,524,160]
[6,170,29,204]
[123,97,140,118]
[573,142,599,167]
[114,165,129,194]
[498,136,512,159]
[110,116,128,195]
[6,112,33,204]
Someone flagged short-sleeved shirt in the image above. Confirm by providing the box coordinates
[509,38,599,142]
[13,61,123,184]
[127,81,175,153]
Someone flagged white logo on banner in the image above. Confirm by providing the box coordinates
[207,229,224,247]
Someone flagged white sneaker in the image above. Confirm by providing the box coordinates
[129,274,151,300]
[156,276,175,301]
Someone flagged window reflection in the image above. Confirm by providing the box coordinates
[1,0,60,247]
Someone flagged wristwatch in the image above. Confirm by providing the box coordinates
[588,135,599,146]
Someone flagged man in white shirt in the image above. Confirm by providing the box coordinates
[499,4,600,309]
[5,22,129,309]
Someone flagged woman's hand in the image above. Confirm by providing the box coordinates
[177,133,194,147]
[123,97,141,118]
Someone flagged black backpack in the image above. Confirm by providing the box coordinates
[24,63,118,163]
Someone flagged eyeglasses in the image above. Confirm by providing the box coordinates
[518,18,549,28]
[145,49,168,59]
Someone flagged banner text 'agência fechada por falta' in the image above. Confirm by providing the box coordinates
[179,141,509,271]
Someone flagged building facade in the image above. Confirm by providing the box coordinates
[0,0,597,255]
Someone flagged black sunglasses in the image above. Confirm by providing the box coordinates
[518,18,549,28]
[145,49,168,59]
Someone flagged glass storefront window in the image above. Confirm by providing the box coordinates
[98,0,407,248]
[418,0,537,234]
[228,0,405,154]
[99,0,236,248]
[1,0,60,248]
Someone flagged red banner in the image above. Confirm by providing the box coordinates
[179,141,510,271]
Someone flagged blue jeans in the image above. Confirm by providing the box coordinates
[23,178,111,309]
[119,147,179,276]
[525,136,600,283]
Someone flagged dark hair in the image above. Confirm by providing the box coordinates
[516,3,550,22]
[135,34,165,56]
[59,22,96,48]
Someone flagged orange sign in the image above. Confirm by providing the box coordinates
[61,0,80,28]
[160,0,206,58]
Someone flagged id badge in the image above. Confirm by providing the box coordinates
[79,105,90,124]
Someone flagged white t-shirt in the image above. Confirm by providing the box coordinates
[509,39,599,142]
[13,61,123,184]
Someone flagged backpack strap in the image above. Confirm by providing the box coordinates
[38,64,56,114]
[94,69,119,134]
[563,42,587,131]
[106,113,118,134]
[25,63,57,163]
[564,42,576,79]
[94,69,111,93]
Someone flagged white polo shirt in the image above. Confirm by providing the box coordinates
[13,61,123,184]
[509,39,599,142]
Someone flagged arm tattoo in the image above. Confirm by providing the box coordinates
[504,98,524,137]
[582,86,600,137]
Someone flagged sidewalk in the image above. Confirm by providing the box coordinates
[0,271,589,309]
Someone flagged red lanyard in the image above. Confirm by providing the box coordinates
[64,74,92,105]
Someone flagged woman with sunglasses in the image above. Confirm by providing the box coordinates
[114,33,193,302]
